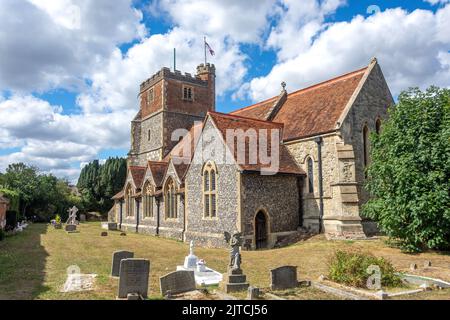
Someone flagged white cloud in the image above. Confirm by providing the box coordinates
[0,0,145,92]
[266,0,347,61]
[0,95,134,182]
[240,5,450,102]
[425,0,450,5]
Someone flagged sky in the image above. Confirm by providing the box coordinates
[0,0,449,183]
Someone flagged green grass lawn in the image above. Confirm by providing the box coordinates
[0,223,449,300]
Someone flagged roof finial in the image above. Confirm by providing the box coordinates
[281,81,286,92]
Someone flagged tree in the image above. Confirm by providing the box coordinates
[1,163,40,218]
[363,87,450,252]
[0,163,83,221]
[77,157,127,214]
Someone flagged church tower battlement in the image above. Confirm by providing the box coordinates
[129,63,216,166]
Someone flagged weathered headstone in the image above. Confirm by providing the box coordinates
[118,259,150,299]
[108,223,118,231]
[410,263,418,271]
[247,286,260,300]
[101,232,108,237]
[424,261,432,268]
[120,232,127,236]
[270,266,298,290]
[111,250,134,277]
[160,270,196,296]
[127,293,142,300]
[65,224,77,232]
[79,214,86,222]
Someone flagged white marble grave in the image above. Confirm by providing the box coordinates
[177,241,223,286]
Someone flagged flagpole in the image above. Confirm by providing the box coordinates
[204,36,207,65]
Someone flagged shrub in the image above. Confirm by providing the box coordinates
[328,250,402,289]
[5,210,18,231]
[55,214,61,224]
[0,228,5,241]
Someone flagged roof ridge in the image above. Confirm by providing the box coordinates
[287,66,368,98]
[230,96,277,115]
[230,65,368,115]
[209,110,284,127]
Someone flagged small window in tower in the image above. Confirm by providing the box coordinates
[182,85,193,101]
[147,88,154,105]
[148,129,151,141]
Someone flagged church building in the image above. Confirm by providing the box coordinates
[111,58,394,249]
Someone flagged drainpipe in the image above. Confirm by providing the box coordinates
[314,137,324,233]
[297,177,304,228]
[119,201,122,230]
[181,194,186,242]
[156,198,160,236]
[135,198,140,233]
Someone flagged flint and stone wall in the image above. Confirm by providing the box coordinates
[185,119,239,247]
[241,173,300,248]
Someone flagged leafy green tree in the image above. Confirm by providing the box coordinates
[363,87,450,252]
[1,163,40,218]
[1,163,83,221]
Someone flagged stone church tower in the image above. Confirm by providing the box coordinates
[128,63,215,166]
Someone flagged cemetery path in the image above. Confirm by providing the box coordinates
[0,223,449,300]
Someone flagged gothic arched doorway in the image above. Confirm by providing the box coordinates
[255,211,268,249]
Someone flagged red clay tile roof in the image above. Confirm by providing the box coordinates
[129,166,146,189]
[231,96,278,120]
[171,160,190,180]
[208,112,304,175]
[147,161,168,187]
[231,66,367,141]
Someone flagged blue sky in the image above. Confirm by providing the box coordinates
[0,0,449,183]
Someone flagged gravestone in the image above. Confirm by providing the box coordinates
[101,232,108,237]
[111,251,134,277]
[80,214,86,222]
[118,259,150,299]
[108,223,118,231]
[410,263,418,271]
[424,261,432,268]
[160,270,196,296]
[247,286,260,300]
[65,224,77,232]
[270,266,298,290]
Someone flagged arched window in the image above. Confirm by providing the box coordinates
[307,158,314,194]
[375,119,382,134]
[203,162,217,218]
[143,181,154,218]
[165,178,177,219]
[125,184,134,217]
[363,125,370,168]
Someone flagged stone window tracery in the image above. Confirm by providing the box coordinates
[165,178,177,219]
[203,162,217,218]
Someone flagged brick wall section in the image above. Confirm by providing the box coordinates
[141,80,164,118]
